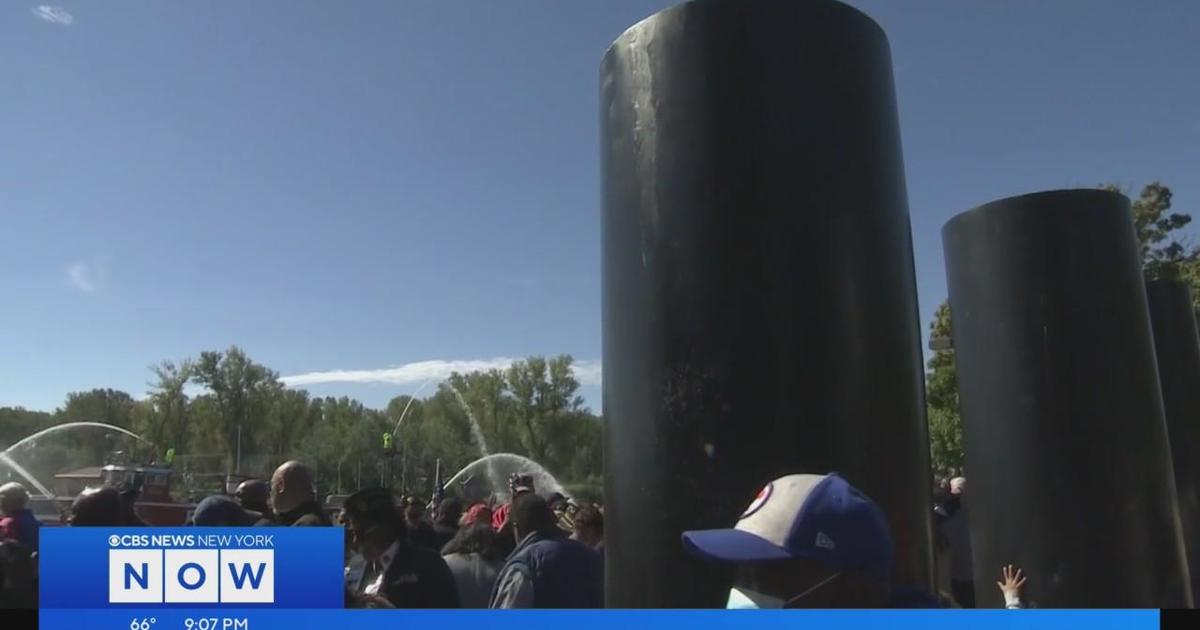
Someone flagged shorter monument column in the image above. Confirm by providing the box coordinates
[943,189,1191,607]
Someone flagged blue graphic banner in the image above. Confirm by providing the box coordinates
[38,609,1159,630]
[39,528,1161,628]
[40,527,344,609]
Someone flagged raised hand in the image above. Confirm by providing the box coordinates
[996,564,1026,603]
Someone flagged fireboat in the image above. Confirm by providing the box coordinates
[30,451,224,526]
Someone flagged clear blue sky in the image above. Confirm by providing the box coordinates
[2,1,1197,414]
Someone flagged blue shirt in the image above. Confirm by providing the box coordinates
[1,508,42,552]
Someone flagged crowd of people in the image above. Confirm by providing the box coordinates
[0,465,1029,610]
[0,466,606,609]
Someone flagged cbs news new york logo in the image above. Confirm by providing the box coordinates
[107,534,275,604]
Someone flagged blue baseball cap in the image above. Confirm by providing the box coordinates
[681,473,894,581]
[191,495,261,526]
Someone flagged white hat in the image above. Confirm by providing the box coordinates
[682,473,894,580]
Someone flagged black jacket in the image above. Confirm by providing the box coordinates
[432,523,458,552]
[271,500,331,526]
[406,521,440,550]
[378,540,460,608]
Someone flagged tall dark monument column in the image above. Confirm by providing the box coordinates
[1147,279,1200,595]
[600,0,932,607]
[943,189,1192,608]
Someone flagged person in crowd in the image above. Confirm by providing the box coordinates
[460,503,492,528]
[0,538,37,609]
[931,477,954,600]
[0,483,41,553]
[933,478,951,514]
[571,505,603,551]
[441,522,504,608]
[997,564,1027,609]
[491,474,535,558]
[491,474,535,531]
[933,477,960,523]
[488,493,603,608]
[191,495,262,527]
[402,496,440,550]
[432,498,462,550]
[342,487,459,608]
[68,486,126,526]
[552,496,579,534]
[116,480,148,526]
[235,479,274,523]
[267,460,330,526]
[547,492,568,525]
[939,476,974,607]
[683,473,936,608]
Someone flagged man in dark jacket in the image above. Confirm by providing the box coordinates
[267,461,330,526]
[488,493,602,608]
[342,487,459,608]
[939,477,973,607]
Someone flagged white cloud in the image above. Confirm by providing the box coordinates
[570,359,602,387]
[66,256,110,292]
[31,6,73,25]
[281,358,603,388]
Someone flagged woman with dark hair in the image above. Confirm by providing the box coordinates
[441,522,504,608]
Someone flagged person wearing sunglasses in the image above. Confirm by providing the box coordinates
[682,473,910,608]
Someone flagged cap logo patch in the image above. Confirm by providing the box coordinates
[816,532,836,550]
[740,483,773,520]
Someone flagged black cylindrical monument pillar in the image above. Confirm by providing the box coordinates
[601,0,932,607]
[943,189,1192,608]
[1147,279,1200,594]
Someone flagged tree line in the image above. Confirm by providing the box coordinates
[0,354,602,502]
[927,182,1200,476]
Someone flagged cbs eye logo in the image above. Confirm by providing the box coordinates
[109,548,274,604]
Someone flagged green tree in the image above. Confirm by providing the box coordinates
[6,352,605,500]
[0,406,59,490]
[387,394,427,493]
[1103,182,1200,312]
[506,355,587,473]
[58,388,142,463]
[59,388,136,428]
[422,386,482,484]
[190,346,283,471]
[447,369,514,453]
[296,397,391,495]
[141,360,194,457]
[261,389,319,461]
[1103,182,1198,283]
[0,407,55,449]
[925,303,963,477]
